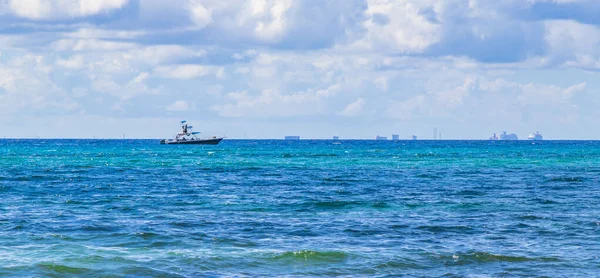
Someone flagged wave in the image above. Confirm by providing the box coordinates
[417,225,473,233]
[271,250,349,263]
[415,173,443,179]
[454,190,486,196]
[518,214,545,220]
[312,200,362,209]
[36,263,93,275]
[439,252,560,264]
[546,176,586,183]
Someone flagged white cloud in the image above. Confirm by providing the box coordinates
[154,65,222,79]
[386,74,588,127]
[212,84,342,117]
[0,57,78,115]
[544,20,600,68]
[251,0,292,42]
[339,98,365,117]
[434,76,476,107]
[65,28,146,40]
[7,0,129,20]
[166,100,191,111]
[374,77,389,92]
[130,45,206,65]
[345,0,441,53]
[56,54,85,69]
[386,95,426,120]
[190,2,212,28]
[52,39,136,52]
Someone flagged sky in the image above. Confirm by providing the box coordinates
[1,0,600,139]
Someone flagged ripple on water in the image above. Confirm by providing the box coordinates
[36,263,94,276]
[270,250,349,264]
[2,139,600,276]
[416,225,474,234]
[545,176,586,183]
[437,251,561,266]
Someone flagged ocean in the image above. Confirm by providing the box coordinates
[1,139,599,277]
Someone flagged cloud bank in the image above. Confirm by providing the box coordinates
[1,0,599,139]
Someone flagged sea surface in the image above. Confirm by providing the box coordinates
[1,139,600,277]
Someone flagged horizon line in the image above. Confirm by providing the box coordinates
[0,137,596,141]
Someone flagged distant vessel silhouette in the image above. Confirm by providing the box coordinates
[528,132,543,140]
[499,131,518,140]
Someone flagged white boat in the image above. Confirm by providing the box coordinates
[160,120,224,145]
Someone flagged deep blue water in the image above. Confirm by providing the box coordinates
[1,139,600,277]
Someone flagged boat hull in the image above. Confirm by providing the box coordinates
[160,138,223,145]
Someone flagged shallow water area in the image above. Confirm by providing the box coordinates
[1,139,600,276]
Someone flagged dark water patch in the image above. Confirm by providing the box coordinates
[270,250,349,263]
[12,175,53,181]
[415,173,444,179]
[306,153,339,157]
[376,258,429,270]
[437,252,560,265]
[546,176,586,183]
[532,198,560,205]
[404,203,427,209]
[168,221,198,228]
[454,190,486,197]
[36,263,94,276]
[512,223,534,229]
[372,201,391,209]
[147,240,183,248]
[134,232,162,240]
[450,202,484,210]
[453,170,485,176]
[417,225,473,233]
[312,200,362,209]
[4,224,24,231]
[518,215,546,221]
[389,224,411,229]
[63,255,113,264]
[211,237,259,247]
[81,224,120,233]
[344,228,384,237]
[414,153,437,157]
[119,266,185,277]
[321,177,362,183]
[288,228,321,237]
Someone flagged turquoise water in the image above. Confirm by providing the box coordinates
[1,139,600,277]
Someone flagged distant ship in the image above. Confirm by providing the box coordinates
[528,132,543,140]
[499,131,518,140]
[489,133,499,140]
[160,120,223,145]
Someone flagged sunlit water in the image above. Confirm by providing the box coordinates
[1,139,599,277]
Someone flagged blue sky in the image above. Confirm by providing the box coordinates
[0,0,599,139]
